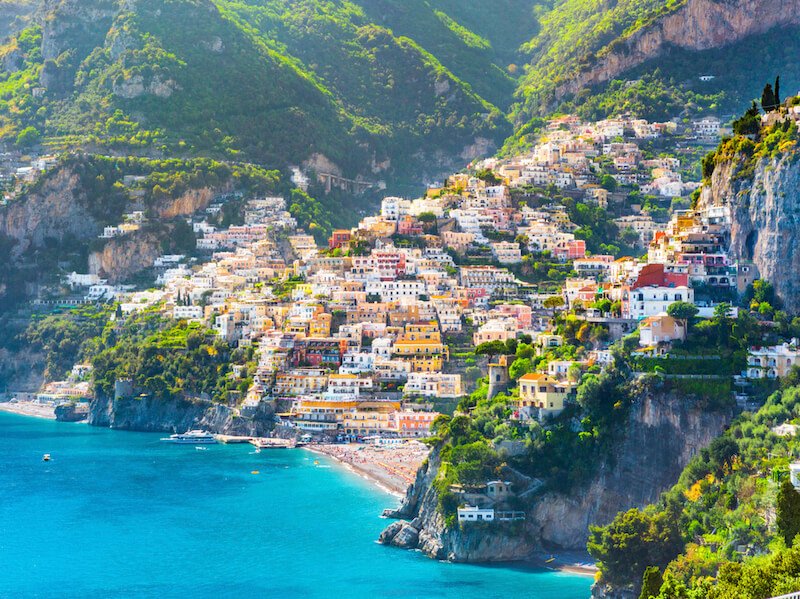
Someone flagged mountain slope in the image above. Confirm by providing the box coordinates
[514,0,800,123]
[0,0,37,39]
[0,0,531,182]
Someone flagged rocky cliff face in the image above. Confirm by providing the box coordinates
[88,229,163,283]
[699,151,800,312]
[556,0,800,101]
[0,0,38,41]
[380,448,538,561]
[0,158,218,283]
[0,166,103,256]
[39,0,117,93]
[89,393,275,436]
[380,387,731,561]
[531,387,730,549]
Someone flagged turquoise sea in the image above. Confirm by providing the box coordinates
[0,413,591,598]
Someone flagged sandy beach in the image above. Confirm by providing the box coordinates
[306,441,429,496]
[0,401,57,420]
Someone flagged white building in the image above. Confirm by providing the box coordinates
[626,285,694,320]
[457,505,495,523]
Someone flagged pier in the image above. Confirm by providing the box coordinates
[214,434,295,449]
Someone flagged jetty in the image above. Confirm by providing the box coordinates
[213,434,295,449]
[214,435,252,444]
[250,437,294,449]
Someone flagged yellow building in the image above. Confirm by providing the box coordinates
[516,373,575,419]
[290,399,359,432]
[342,401,402,436]
[309,312,332,337]
[274,369,328,396]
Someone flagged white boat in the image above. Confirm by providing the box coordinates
[160,430,217,444]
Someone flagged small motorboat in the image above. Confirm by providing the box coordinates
[42,454,51,462]
[195,446,208,451]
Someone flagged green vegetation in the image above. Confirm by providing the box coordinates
[0,0,532,181]
[589,384,800,595]
[714,98,799,183]
[92,316,245,403]
[23,305,113,381]
[513,5,800,126]
[430,338,634,526]
[21,306,255,405]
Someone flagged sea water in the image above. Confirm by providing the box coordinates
[0,413,592,598]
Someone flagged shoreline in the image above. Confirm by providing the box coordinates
[304,442,429,497]
[1,411,597,578]
[305,446,405,497]
[529,551,598,577]
[0,401,57,420]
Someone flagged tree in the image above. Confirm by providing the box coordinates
[509,357,532,380]
[600,174,618,192]
[15,126,41,148]
[733,102,761,136]
[588,507,683,587]
[543,295,565,318]
[595,298,612,314]
[775,75,782,107]
[639,566,663,599]
[474,168,501,185]
[667,301,698,329]
[777,479,800,545]
[417,211,436,223]
[475,340,507,356]
[762,83,777,112]
[701,150,716,179]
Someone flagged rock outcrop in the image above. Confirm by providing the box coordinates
[698,149,800,312]
[380,448,539,562]
[380,386,731,561]
[0,157,220,284]
[55,402,89,422]
[88,229,164,283]
[530,387,730,548]
[88,393,275,436]
[555,0,800,101]
[39,0,118,94]
[0,166,104,256]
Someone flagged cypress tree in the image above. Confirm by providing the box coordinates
[777,479,800,545]
[762,83,776,112]
[775,75,781,107]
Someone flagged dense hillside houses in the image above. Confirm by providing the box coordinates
[50,112,777,442]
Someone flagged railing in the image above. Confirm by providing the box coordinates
[496,511,526,521]
[768,593,800,599]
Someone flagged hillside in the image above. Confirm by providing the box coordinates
[698,97,800,311]
[0,0,36,39]
[5,0,800,179]
[510,0,800,146]
[0,0,539,183]
[589,383,800,598]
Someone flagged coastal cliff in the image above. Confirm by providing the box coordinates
[380,387,731,562]
[554,0,800,102]
[88,393,276,436]
[380,447,538,561]
[698,144,800,311]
